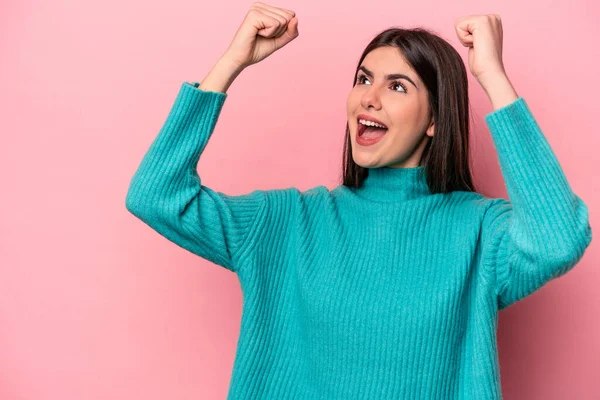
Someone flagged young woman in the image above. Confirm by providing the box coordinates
[126,3,592,399]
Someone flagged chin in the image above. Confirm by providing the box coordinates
[351,151,380,169]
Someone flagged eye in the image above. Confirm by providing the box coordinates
[356,73,407,93]
[391,81,407,93]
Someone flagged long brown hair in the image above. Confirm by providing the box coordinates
[341,27,476,194]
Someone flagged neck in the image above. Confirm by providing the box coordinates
[355,165,431,202]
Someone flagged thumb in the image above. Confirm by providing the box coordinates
[273,16,299,49]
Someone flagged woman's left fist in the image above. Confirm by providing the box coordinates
[455,14,506,84]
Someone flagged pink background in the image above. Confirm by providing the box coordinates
[1,0,599,398]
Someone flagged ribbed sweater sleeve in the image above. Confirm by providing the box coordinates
[125,82,268,272]
[481,97,592,310]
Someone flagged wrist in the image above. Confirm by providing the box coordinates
[218,53,247,74]
[198,56,245,94]
[478,73,519,111]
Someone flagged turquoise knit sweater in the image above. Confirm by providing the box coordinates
[126,81,592,399]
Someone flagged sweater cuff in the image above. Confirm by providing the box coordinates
[185,81,228,97]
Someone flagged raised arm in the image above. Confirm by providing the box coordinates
[126,5,299,272]
[454,15,592,309]
[125,81,268,272]
[481,97,592,310]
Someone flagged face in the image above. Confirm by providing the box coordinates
[346,46,434,169]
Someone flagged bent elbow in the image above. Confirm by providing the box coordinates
[547,227,592,279]
[125,186,157,222]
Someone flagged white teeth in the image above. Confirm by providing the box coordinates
[358,119,387,129]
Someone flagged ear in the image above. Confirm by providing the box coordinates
[426,117,435,137]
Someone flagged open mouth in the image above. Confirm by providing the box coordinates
[357,120,388,137]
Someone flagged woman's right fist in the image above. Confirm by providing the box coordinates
[223,2,299,69]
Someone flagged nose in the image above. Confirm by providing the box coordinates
[360,85,382,110]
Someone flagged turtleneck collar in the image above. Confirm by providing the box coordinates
[354,165,431,202]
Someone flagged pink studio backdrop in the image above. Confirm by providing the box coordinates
[1,0,599,399]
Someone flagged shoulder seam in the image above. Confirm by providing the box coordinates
[230,190,270,273]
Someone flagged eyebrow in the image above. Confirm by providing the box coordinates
[358,66,418,90]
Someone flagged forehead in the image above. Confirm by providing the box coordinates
[360,47,417,77]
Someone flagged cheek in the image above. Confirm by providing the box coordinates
[389,105,420,131]
[347,90,361,110]
[386,127,421,153]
